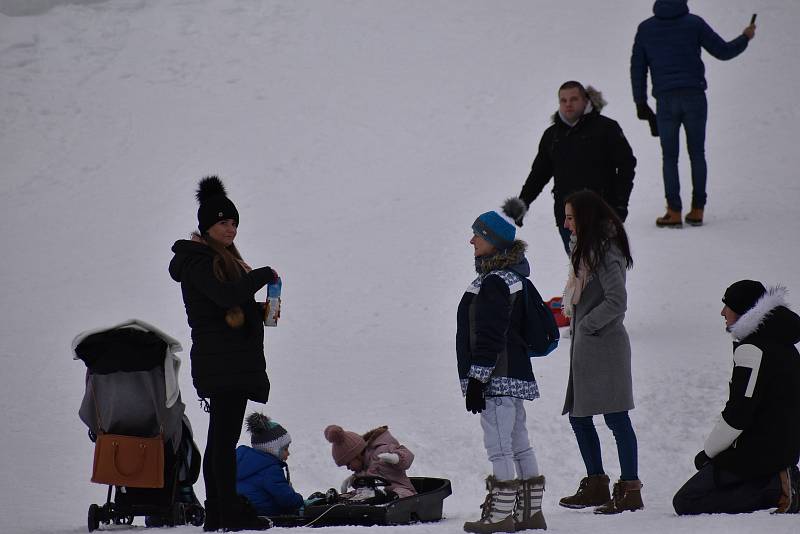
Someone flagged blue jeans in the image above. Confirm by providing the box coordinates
[558,226,572,256]
[568,411,638,481]
[656,90,708,211]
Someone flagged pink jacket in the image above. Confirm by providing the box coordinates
[355,426,416,498]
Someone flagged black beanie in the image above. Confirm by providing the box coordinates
[196,176,239,233]
[722,280,766,315]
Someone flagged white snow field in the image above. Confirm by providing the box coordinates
[1,0,799,532]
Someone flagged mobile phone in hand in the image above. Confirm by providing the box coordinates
[750,14,757,25]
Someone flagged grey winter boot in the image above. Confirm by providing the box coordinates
[463,476,518,534]
[514,475,546,531]
[558,474,610,509]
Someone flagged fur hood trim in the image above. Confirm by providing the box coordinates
[362,425,389,444]
[476,240,527,274]
[551,85,606,123]
[729,285,788,340]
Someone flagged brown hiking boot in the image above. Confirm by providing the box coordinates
[463,476,518,533]
[656,208,682,228]
[558,474,610,509]
[685,208,704,226]
[594,479,643,514]
[773,466,800,514]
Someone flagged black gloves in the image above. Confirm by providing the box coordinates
[465,378,486,414]
[636,102,659,137]
[694,450,711,470]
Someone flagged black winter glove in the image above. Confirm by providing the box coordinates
[465,378,486,414]
[636,102,659,137]
[694,450,711,470]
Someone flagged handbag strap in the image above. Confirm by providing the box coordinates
[88,375,105,434]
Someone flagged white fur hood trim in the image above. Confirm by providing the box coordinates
[729,285,788,341]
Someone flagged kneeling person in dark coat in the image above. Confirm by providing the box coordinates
[673,280,800,515]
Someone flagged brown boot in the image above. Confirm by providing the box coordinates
[558,474,610,509]
[594,479,643,514]
[685,208,704,226]
[773,466,800,514]
[463,476,518,533]
[656,208,682,228]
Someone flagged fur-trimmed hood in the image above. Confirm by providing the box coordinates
[475,240,529,276]
[729,285,800,345]
[552,85,607,124]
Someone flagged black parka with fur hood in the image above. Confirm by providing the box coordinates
[169,239,276,403]
[705,286,800,477]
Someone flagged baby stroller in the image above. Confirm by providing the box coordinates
[73,319,205,532]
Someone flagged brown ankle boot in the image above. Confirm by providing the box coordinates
[656,208,682,228]
[685,208,704,226]
[594,479,643,514]
[773,466,800,514]
[558,474,610,509]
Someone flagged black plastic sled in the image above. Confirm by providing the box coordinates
[270,477,451,528]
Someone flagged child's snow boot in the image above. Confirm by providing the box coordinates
[593,479,643,514]
[514,475,546,530]
[463,476,518,533]
[558,474,610,508]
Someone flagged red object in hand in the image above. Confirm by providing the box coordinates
[547,297,571,328]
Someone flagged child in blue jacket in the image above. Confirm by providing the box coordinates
[235,413,304,516]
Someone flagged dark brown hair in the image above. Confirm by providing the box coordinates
[558,80,589,99]
[191,231,244,282]
[565,190,633,276]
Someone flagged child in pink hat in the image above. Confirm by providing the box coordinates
[324,424,417,498]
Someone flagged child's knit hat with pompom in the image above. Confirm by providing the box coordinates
[324,425,367,466]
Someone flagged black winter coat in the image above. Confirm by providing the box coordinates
[169,239,276,402]
[711,289,800,478]
[519,110,636,226]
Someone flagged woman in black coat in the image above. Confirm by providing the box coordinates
[169,176,275,531]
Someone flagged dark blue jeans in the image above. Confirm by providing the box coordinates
[558,225,572,256]
[656,90,708,211]
[569,411,638,480]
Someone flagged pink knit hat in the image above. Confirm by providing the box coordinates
[324,425,367,466]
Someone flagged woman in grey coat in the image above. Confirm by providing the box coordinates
[558,190,642,515]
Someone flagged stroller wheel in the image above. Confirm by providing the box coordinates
[87,504,100,532]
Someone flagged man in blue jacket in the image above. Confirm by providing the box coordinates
[630,0,755,228]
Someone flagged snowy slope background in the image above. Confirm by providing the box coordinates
[1,0,799,532]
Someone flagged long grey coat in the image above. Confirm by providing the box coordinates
[562,245,634,417]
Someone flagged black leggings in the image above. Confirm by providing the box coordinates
[203,393,248,503]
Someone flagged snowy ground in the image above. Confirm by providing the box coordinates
[2,0,799,532]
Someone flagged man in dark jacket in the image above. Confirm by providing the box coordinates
[631,0,756,227]
[519,81,636,255]
[673,280,800,515]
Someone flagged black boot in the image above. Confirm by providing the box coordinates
[203,499,220,532]
[220,496,272,531]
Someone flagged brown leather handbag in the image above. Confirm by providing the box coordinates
[91,432,165,488]
[88,381,165,488]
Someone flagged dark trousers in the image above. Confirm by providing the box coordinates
[673,464,781,515]
[569,411,638,480]
[203,393,248,504]
[656,90,708,211]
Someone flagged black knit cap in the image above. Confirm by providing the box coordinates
[196,176,239,233]
[722,280,766,315]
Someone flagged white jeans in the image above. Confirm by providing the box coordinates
[480,396,539,481]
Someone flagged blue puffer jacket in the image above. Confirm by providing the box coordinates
[631,0,749,102]
[235,445,303,516]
